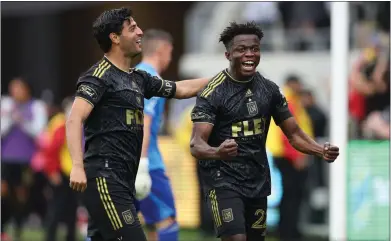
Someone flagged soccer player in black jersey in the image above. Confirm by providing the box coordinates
[66,8,209,241]
[190,22,339,241]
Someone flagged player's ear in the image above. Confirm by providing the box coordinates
[225,51,231,61]
[109,33,120,45]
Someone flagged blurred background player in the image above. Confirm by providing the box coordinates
[41,97,79,241]
[1,77,48,241]
[134,29,179,241]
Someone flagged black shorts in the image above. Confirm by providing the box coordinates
[82,169,146,241]
[205,188,268,241]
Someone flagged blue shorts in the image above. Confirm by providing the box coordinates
[135,169,176,225]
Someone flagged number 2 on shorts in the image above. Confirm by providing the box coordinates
[251,209,266,229]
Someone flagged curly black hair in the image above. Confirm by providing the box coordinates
[92,7,133,53]
[219,21,264,49]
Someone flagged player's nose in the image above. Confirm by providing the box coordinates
[136,26,143,37]
[244,49,255,57]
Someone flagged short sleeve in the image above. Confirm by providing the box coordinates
[271,85,292,125]
[143,72,176,99]
[191,95,218,125]
[75,77,107,107]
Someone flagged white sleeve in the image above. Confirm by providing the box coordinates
[1,97,14,137]
[20,100,48,138]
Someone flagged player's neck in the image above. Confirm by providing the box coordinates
[141,57,162,75]
[104,52,132,73]
[227,68,253,82]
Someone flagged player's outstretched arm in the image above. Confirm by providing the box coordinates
[190,123,238,160]
[66,97,93,192]
[174,78,210,99]
[278,117,339,162]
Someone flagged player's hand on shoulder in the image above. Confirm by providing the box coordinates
[217,139,238,160]
[323,142,339,163]
[69,165,87,192]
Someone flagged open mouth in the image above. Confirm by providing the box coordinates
[241,61,255,71]
[136,39,142,47]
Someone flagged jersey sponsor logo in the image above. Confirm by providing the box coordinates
[78,84,98,100]
[121,210,135,225]
[222,208,234,223]
[126,109,143,125]
[191,111,214,123]
[232,117,266,138]
[247,101,258,116]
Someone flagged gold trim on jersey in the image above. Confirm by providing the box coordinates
[75,96,94,107]
[96,177,123,230]
[209,189,222,227]
[93,60,111,78]
[224,69,254,83]
[200,72,225,98]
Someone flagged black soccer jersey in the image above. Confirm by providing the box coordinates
[191,69,292,198]
[75,57,176,186]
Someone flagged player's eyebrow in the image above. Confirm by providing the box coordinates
[128,21,137,30]
[235,43,259,48]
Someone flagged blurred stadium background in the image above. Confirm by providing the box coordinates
[1,1,389,241]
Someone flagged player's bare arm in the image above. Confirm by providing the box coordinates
[190,123,238,160]
[174,77,210,99]
[66,97,93,192]
[278,117,339,162]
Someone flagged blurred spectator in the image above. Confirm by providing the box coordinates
[301,89,328,224]
[301,90,327,139]
[349,42,390,138]
[361,64,390,140]
[362,106,390,140]
[278,2,330,51]
[241,2,281,51]
[1,77,48,240]
[42,97,79,241]
[267,75,313,241]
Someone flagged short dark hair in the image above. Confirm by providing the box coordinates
[92,7,133,53]
[142,29,173,56]
[219,21,264,49]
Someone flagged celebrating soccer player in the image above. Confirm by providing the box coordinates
[134,29,179,241]
[66,7,209,241]
[190,21,339,241]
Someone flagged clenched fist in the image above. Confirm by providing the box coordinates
[69,165,87,192]
[217,139,238,160]
[323,142,339,163]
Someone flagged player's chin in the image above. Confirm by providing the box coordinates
[240,68,256,77]
[131,49,142,58]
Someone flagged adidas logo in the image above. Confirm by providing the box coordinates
[245,89,253,97]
